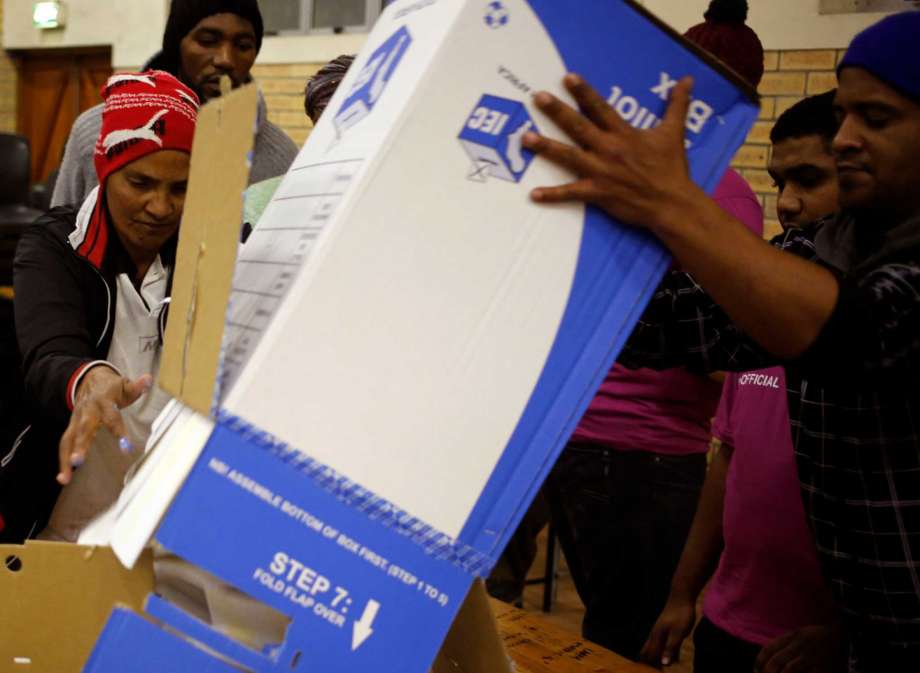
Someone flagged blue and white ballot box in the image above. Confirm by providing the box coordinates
[85,0,758,671]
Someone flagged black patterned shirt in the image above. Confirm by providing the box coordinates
[619,221,920,671]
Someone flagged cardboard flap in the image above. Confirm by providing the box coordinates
[0,542,154,672]
[82,608,247,673]
[160,82,258,415]
[142,594,271,672]
[432,580,512,673]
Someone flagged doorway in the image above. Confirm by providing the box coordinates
[16,48,112,183]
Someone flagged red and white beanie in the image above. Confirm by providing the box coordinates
[73,71,199,269]
[93,70,200,185]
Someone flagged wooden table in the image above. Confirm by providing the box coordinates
[491,599,656,673]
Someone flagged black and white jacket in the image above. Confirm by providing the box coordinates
[0,196,175,541]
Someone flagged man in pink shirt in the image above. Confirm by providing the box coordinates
[641,92,844,672]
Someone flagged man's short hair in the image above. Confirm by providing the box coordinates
[770,90,838,146]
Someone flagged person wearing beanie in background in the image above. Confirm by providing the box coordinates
[525,9,920,672]
[641,92,844,673]
[519,0,765,658]
[50,0,297,209]
[5,71,199,542]
[684,0,764,89]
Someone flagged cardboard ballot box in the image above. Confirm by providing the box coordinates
[78,0,758,671]
[0,541,645,673]
[0,542,154,672]
[0,539,506,673]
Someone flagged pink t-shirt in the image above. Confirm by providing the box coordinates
[704,367,836,645]
[571,365,723,455]
[570,170,763,456]
[710,167,765,236]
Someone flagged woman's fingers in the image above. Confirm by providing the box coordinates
[57,425,77,485]
[107,375,153,452]
[56,373,154,484]
[99,400,132,453]
[69,407,103,467]
[120,374,153,407]
[58,405,100,484]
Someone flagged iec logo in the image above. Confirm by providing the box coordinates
[484,1,509,29]
[334,25,412,136]
[459,95,537,183]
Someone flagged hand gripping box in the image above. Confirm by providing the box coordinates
[84,1,758,671]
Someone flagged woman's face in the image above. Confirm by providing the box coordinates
[105,150,190,260]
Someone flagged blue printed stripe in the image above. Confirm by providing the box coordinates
[216,410,497,577]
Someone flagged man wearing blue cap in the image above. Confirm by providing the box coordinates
[524,11,920,673]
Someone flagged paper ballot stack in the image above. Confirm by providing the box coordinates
[82,1,758,672]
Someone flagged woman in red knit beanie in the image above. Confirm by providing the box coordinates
[5,71,199,542]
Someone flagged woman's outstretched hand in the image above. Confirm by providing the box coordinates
[57,367,153,485]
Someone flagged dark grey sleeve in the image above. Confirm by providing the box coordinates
[249,120,299,184]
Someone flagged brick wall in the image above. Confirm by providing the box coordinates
[252,62,324,148]
[735,49,842,239]
[0,0,18,133]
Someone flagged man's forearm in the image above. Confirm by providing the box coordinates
[669,443,731,601]
[650,186,840,360]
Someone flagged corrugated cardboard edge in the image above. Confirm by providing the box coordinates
[433,579,513,673]
[0,544,508,673]
[160,83,258,415]
[0,541,155,672]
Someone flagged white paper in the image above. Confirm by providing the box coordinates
[82,402,215,568]
[222,0,581,539]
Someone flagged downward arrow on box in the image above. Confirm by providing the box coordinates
[352,600,381,651]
